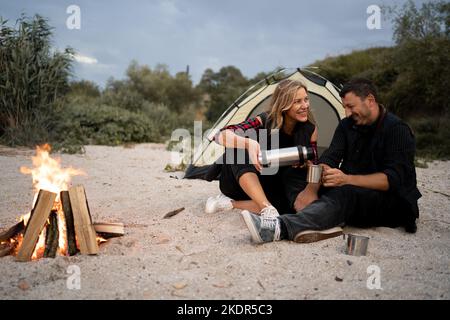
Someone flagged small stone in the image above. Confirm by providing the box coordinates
[213,281,231,288]
[335,276,343,282]
[347,260,353,266]
[173,282,187,290]
[171,290,186,297]
[18,280,30,291]
[156,235,170,244]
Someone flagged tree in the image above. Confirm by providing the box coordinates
[122,61,199,113]
[384,0,450,116]
[0,14,74,146]
[385,0,449,45]
[309,47,393,88]
[198,66,249,122]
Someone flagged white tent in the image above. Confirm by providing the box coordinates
[185,68,345,179]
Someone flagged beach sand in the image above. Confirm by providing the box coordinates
[0,143,449,299]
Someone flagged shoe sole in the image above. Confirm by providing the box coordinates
[294,227,343,243]
[241,211,263,244]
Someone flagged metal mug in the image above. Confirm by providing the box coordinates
[343,234,369,256]
[306,164,322,184]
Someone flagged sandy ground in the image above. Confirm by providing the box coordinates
[0,143,449,300]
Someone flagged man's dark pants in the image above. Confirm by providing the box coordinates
[278,185,407,240]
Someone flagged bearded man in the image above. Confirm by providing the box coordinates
[241,78,421,244]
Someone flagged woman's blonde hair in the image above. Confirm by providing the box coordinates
[267,79,316,129]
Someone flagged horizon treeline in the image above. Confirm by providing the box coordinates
[1,1,448,158]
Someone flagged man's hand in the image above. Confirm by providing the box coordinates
[294,186,319,212]
[322,168,349,187]
[323,169,389,191]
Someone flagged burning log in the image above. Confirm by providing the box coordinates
[1,145,125,261]
[0,220,24,242]
[68,185,99,255]
[60,191,78,256]
[1,187,125,260]
[0,221,24,257]
[16,190,57,262]
[43,210,59,258]
[0,243,15,257]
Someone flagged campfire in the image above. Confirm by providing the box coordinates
[0,144,124,261]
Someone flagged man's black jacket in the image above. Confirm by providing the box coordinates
[320,109,422,220]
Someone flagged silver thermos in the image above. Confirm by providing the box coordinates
[258,145,315,167]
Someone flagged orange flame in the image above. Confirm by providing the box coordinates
[20,144,84,196]
[18,144,85,259]
[96,236,107,244]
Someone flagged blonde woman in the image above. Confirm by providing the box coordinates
[205,79,318,217]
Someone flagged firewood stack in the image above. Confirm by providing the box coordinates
[0,185,124,262]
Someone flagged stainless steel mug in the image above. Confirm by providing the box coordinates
[306,164,322,184]
[343,234,369,256]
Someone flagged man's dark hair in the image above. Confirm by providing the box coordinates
[339,78,379,102]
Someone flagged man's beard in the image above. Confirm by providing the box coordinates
[353,103,371,125]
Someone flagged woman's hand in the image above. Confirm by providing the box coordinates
[291,162,303,168]
[246,139,262,172]
[292,159,314,169]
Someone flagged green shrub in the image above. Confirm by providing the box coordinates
[54,103,151,145]
[408,116,450,159]
[52,100,198,149]
[101,79,147,112]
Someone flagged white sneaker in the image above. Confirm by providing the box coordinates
[205,194,233,213]
[259,205,280,218]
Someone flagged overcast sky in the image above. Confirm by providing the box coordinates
[1,0,422,86]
